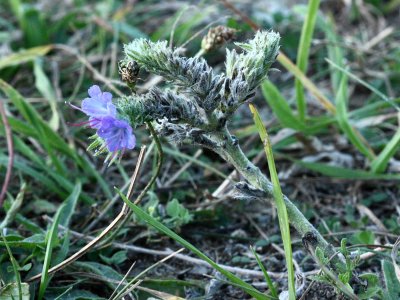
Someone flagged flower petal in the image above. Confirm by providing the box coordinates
[102,92,112,102]
[97,117,136,152]
[88,85,102,97]
[81,97,116,118]
[124,131,136,149]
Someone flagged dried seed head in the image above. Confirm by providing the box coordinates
[201,25,237,52]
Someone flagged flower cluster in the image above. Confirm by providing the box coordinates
[122,31,280,144]
[73,85,136,155]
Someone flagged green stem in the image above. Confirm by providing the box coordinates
[216,128,337,260]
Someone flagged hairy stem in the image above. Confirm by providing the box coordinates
[216,128,337,259]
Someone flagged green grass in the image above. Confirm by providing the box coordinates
[0,0,399,298]
[295,0,320,122]
[251,246,279,299]
[249,103,295,300]
[2,234,23,300]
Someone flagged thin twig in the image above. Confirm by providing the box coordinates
[42,218,297,279]
[98,122,164,246]
[26,146,147,283]
[245,214,303,277]
[85,142,156,233]
[163,149,202,187]
[108,261,136,300]
[135,122,163,204]
[0,100,14,207]
[111,248,185,300]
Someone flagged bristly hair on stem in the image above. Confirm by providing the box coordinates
[118,31,345,273]
[122,31,280,131]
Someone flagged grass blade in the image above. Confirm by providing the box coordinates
[261,80,305,131]
[318,15,343,91]
[0,45,52,70]
[38,200,67,299]
[382,259,400,299]
[249,103,295,300]
[277,53,336,114]
[295,0,321,121]
[292,160,400,180]
[33,58,60,131]
[164,147,227,179]
[371,128,400,173]
[117,190,267,300]
[327,58,400,111]
[250,246,278,299]
[59,182,81,228]
[1,234,23,300]
[335,74,375,160]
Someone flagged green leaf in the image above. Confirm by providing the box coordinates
[38,183,81,299]
[75,262,123,281]
[0,79,64,173]
[352,231,375,245]
[166,198,181,218]
[295,0,321,121]
[315,247,329,265]
[53,232,70,266]
[371,128,400,173]
[18,264,32,272]
[53,289,104,300]
[118,190,267,300]
[327,58,400,112]
[1,234,23,300]
[261,80,305,131]
[100,250,128,265]
[38,202,65,299]
[339,272,350,285]
[30,200,57,214]
[249,103,295,300]
[34,58,60,130]
[0,234,46,249]
[340,238,348,256]
[293,160,400,180]
[335,74,375,160]
[382,260,400,300]
[58,183,81,228]
[0,45,52,70]
[250,246,278,298]
[74,261,123,290]
[358,273,381,299]
[0,282,30,300]
[315,11,344,92]
[166,199,192,225]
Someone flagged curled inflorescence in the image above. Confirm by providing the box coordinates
[119,30,280,145]
[117,88,203,127]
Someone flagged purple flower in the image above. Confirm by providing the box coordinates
[81,85,117,119]
[98,116,136,152]
[71,85,136,154]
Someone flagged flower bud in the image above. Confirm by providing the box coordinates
[201,26,237,52]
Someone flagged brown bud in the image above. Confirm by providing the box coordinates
[201,25,237,52]
[119,60,140,85]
